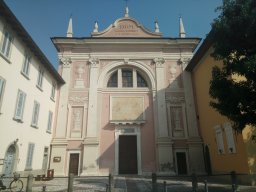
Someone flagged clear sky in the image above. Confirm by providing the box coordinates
[5,0,222,69]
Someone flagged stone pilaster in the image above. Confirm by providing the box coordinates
[180,57,205,174]
[154,58,168,137]
[153,58,175,174]
[50,57,71,176]
[86,57,100,137]
[81,57,100,175]
[180,57,199,137]
[55,57,72,138]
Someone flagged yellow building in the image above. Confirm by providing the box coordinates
[186,34,256,185]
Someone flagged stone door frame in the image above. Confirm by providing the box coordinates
[114,126,142,175]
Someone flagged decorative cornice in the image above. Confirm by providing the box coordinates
[83,137,99,145]
[110,120,145,125]
[69,96,88,103]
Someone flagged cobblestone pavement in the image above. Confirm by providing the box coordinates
[28,176,256,192]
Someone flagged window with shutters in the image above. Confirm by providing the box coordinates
[47,111,53,133]
[37,67,44,90]
[50,82,56,100]
[14,90,26,121]
[31,101,40,127]
[214,125,225,154]
[1,29,13,59]
[0,77,6,113]
[25,143,35,170]
[223,122,236,153]
[21,53,31,78]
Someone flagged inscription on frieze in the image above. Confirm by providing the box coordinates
[114,23,139,36]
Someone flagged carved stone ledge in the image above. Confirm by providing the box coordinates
[166,96,185,103]
[69,96,88,103]
[110,120,145,125]
[83,137,99,145]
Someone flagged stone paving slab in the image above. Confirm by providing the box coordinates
[28,176,256,192]
[32,177,108,192]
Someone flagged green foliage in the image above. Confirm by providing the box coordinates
[209,0,256,132]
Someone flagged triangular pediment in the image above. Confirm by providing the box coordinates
[91,17,162,38]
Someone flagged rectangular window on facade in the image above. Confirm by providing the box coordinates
[223,122,236,153]
[214,125,225,154]
[25,143,35,170]
[37,67,44,89]
[1,30,13,58]
[21,53,31,77]
[47,111,53,133]
[51,82,56,100]
[0,77,6,113]
[31,101,40,127]
[14,90,26,121]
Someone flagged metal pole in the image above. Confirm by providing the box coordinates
[204,180,208,192]
[108,173,112,192]
[192,173,198,192]
[68,173,74,192]
[152,173,157,192]
[26,174,33,192]
[163,181,167,192]
[231,171,237,192]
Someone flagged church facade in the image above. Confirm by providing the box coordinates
[50,8,205,176]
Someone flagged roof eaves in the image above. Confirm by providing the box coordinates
[186,32,213,72]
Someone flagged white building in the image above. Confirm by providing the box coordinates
[0,1,64,176]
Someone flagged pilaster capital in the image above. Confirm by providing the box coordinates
[178,57,191,69]
[60,57,72,67]
[153,57,165,67]
[88,57,99,67]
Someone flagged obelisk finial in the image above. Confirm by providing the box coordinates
[66,15,73,37]
[179,16,186,38]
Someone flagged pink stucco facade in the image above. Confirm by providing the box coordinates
[50,14,205,176]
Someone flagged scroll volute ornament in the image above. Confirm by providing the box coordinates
[153,57,165,67]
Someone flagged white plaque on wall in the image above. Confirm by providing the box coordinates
[111,96,144,121]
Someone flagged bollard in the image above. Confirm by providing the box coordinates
[163,181,167,192]
[108,173,112,192]
[231,171,237,192]
[152,173,157,192]
[26,174,33,192]
[204,180,208,192]
[68,173,74,192]
[191,173,198,192]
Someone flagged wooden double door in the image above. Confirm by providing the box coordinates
[119,135,138,174]
[69,153,79,176]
